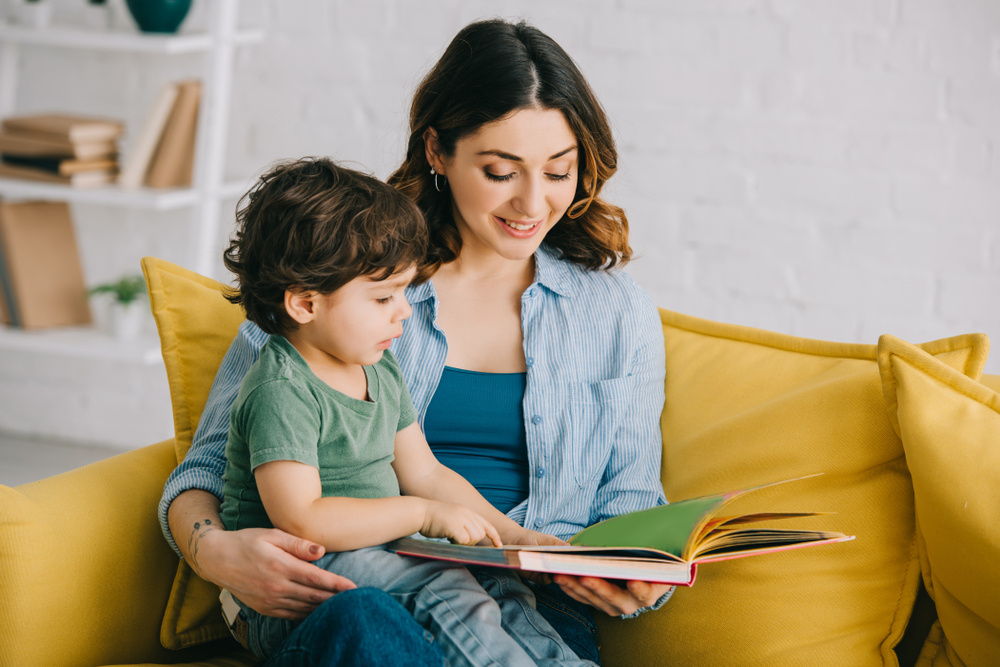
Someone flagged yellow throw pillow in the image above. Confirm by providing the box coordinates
[596,309,988,667]
[878,335,1000,666]
[142,256,245,649]
[142,256,245,463]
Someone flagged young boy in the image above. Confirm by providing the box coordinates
[219,157,594,666]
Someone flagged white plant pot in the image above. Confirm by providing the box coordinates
[81,4,112,31]
[111,302,144,341]
[10,1,53,29]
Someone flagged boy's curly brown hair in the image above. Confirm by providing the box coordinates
[223,157,428,335]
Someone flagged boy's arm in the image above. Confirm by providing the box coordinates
[391,423,564,547]
[255,459,501,551]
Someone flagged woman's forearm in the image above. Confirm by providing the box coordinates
[167,488,225,576]
[167,486,358,619]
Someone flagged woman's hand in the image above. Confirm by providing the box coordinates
[195,527,357,620]
[501,528,567,584]
[552,575,673,617]
[500,526,568,547]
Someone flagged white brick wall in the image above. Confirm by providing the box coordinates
[5,0,1000,446]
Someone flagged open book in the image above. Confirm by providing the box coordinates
[388,476,854,586]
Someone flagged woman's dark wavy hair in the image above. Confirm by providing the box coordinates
[388,18,631,281]
[224,157,427,335]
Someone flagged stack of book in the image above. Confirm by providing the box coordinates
[0,114,124,187]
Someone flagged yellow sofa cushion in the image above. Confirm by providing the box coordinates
[878,335,1000,666]
[596,310,989,667]
[142,257,245,649]
[0,441,183,667]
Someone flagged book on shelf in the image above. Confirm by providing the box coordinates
[0,132,117,161]
[0,113,123,187]
[1,154,117,177]
[0,161,116,187]
[118,81,181,189]
[1,113,124,144]
[145,79,201,189]
[0,201,91,329]
[388,476,854,586]
[0,262,10,326]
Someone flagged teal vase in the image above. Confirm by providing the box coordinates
[125,0,193,34]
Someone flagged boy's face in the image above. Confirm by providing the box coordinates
[295,265,416,368]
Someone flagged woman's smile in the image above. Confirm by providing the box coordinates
[495,215,543,236]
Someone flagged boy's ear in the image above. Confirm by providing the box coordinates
[284,289,317,325]
[423,127,445,175]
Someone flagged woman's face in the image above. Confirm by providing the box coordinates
[431,107,579,264]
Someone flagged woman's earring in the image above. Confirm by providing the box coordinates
[430,167,445,192]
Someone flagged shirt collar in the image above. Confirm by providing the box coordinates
[406,276,437,305]
[405,243,576,305]
[533,244,575,298]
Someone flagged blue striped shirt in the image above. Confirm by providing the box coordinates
[159,244,669,611]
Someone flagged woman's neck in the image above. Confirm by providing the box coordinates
[431,248,535,374]
[438,246,536,288]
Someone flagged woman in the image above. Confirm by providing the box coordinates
[160,18,670,665]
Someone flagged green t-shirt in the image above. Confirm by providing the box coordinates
[221,335,417,531]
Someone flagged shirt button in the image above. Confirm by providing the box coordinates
[536,468,546,478]
[526,288,535,297]
[526,357,534,367]
[531,414,543,425]
[534,519,544,527]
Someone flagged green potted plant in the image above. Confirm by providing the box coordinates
[89,274,147,340]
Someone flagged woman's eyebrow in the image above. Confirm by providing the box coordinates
[476,145,578,162]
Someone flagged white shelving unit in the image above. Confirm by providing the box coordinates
[0,0,261,363]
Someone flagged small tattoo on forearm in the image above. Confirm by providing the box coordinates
[187,518,218,574]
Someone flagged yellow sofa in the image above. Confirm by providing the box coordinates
[2,258,999,667]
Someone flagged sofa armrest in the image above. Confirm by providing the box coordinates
[0,439,183,667]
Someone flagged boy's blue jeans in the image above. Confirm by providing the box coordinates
[237,546,595,667]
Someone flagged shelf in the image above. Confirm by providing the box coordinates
[0,325,162,365]
[0,177,251,209]
[0,23,264,54]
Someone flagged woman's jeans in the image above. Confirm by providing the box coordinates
[531,581,601,665]
[261,587,444,667]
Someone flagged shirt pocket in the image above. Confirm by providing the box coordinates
[569,377,633,486]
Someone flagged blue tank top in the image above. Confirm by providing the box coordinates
[423,367,530,514]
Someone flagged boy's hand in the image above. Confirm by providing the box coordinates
[419,500,502,546]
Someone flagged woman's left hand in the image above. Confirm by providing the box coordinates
[552,575,673,617]
[496,527,567,547]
